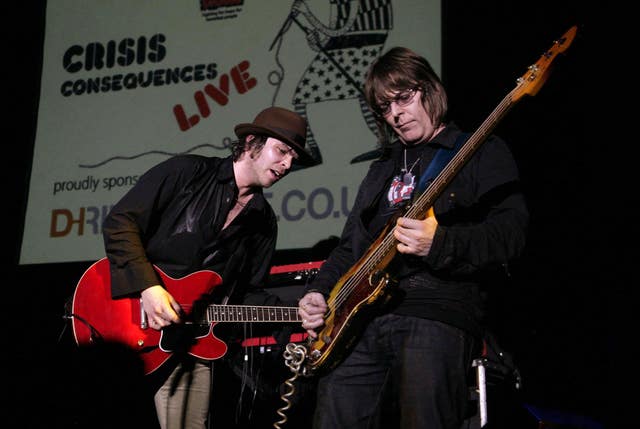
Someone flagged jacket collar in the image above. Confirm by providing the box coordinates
[218,156,235,182]
[219,155,269,211]
[430,122,463,150]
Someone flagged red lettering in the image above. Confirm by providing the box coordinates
[173,61,257,132]
[203,74,229,105]
[173,104,200,131]
[230,61,257,94]
[195,90,211,118]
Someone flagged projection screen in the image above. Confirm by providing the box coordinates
[20,0,441,264]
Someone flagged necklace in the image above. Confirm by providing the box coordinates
[387,148,422,207]
[402,148,421,185]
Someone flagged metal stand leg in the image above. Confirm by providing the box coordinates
[473,358,488,428]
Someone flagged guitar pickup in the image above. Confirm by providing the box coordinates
[140,298,148,329]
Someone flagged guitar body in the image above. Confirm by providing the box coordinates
[306,220,401,374]
[71,257,225,375]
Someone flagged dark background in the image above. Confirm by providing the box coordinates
[7,1,612,428]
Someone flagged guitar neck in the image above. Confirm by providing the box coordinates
[372,26,579,256]
[333,47,568,302]
[354,93,519,279]
[408,91,518,218]
[206,305,301,323]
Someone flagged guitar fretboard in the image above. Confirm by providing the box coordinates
[206,305,301,323]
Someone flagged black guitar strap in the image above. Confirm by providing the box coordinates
[417,132,469,193]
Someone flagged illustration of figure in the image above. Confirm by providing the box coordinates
[287,0,393,166]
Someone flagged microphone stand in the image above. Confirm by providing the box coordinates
[269,11,294,52]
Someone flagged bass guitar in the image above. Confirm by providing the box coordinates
[302,25,578,375]
[71,257,301,375]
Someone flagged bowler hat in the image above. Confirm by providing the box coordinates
[234,106,314,166]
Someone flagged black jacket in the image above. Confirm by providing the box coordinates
[103,155,279,307]
[304,123,529,336]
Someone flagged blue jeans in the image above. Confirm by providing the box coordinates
[313,314,475,429]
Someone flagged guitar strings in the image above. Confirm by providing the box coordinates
[326,86,517,314]
[204,305,301,323]
[321,76,530,326]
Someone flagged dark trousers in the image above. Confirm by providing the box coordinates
[313,314,475,429]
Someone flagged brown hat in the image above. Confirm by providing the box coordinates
[234,106,314,166]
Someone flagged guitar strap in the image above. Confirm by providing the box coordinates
[417,132,469,193]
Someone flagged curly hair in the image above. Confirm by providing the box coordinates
[230,134,267,161]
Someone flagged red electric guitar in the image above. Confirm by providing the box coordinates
[71,258,302,375]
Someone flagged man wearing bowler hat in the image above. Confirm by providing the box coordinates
[102,106,312,428]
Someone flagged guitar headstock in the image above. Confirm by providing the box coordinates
[512,25,577,101]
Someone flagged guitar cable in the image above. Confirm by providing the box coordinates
[235,322,260,425]
[273,342,308,429]
[62,296,103,343]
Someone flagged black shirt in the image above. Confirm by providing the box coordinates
[103,155,278,305]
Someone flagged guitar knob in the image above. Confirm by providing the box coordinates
[137,339,144,347]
